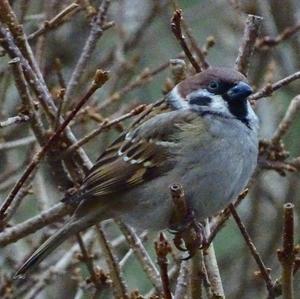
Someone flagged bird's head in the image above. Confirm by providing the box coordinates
[167,67,257,128]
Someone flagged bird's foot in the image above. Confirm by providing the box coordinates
[169,210,207,259]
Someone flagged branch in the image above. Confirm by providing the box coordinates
[277,203,295,299]
[28,2,80,41]
[271,95,300,144]
[0,23,93,171]
[174,260,189,299]
[96,59,173,111]
[250,71,300,101]
[203,220,225,298]
[235,14,263,75]
[155,233,172,299]
[0,136,35,151]
[0,70,109,223]
[76,233,104,290]
[95,224,129,299]
[171,10,201,73]
[190,252,204,299]
[0,114,30,128]
[256,23,300,49]
[117,221,163,294]
[229,204,276,298]
[171,1,209,70]
[205,189,249,248]
[64,0,112,105]
[64,105,146,154]
[0,203,73,246]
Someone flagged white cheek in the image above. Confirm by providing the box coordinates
[187,89,230,115]
[167,85,189,110]
[209,94,230,114]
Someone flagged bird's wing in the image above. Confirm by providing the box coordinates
[74,109,197,203]
[94,98,169,163]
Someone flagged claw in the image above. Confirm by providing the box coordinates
[167,228,178,235]
[175,243,188,252]
[173,235,187,251]
[171,214,208,259]
[181,253,193,260]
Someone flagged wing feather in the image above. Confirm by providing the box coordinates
[65,105,198,205]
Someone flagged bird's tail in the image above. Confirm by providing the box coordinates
[14,210,102,279]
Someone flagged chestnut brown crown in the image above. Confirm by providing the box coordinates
[177,67,248,98]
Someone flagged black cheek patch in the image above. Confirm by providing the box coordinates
[189,96,212,106]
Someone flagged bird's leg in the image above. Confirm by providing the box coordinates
[169,207,207,258]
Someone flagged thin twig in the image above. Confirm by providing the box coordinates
[256,23,300,49]
[96,59,174,111]
[171,1,209,69]
[155,233,172,299]
[174,260,189,299]
[10,59,74,190]
[64,0,112,105]
[0,203,73,246]
[95,224,129,299]
[117,221,163,294]
[229,204,276,298]
[28,2,80,41]
[0,136,36,151]
[171,9,201,73]
[118,231,148,268]
[190,251,203,299]
[22,230,97,299]
[0,23,93,171]
[0,70,108,222]
[9,59,46,144]
[235,14,263,75]
[205,189,249,248]
[0,114,30,128]
[76,233,103,290]
[277,203,295,299]
[203,219,225,298]
[271,95,300,144]
[65,104,146,154]
[250,71,300,101]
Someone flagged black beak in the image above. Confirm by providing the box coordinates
[227,81,253,101]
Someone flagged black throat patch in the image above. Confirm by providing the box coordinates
[223,95,250,128]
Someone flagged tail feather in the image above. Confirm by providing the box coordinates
[14,224,71,279]
[14,215,101,279]
[14,205,106,279]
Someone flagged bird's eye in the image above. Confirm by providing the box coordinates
[208,80,219,91]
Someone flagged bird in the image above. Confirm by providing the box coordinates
[15,66,259,277]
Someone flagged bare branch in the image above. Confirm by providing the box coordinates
[155,233,173,299]
[174,260,189,299]
[28,2,80,41]
[95,224,129,299]
[0,136,35,151]
[76,233,104,290]
[203,220,225,298]
[271,95,300,144]
[277,203,295,299]
[64,0,112,105]
[0,70,109,223]
[171,10,201,73]
[0,203,73,246]
[0,114,30,128]
[235,14,263,75]
[256,23,300,49]
[117,221,163,294]
[229,204,276,298]
[65,104,146,154]
[250,71,300,101]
